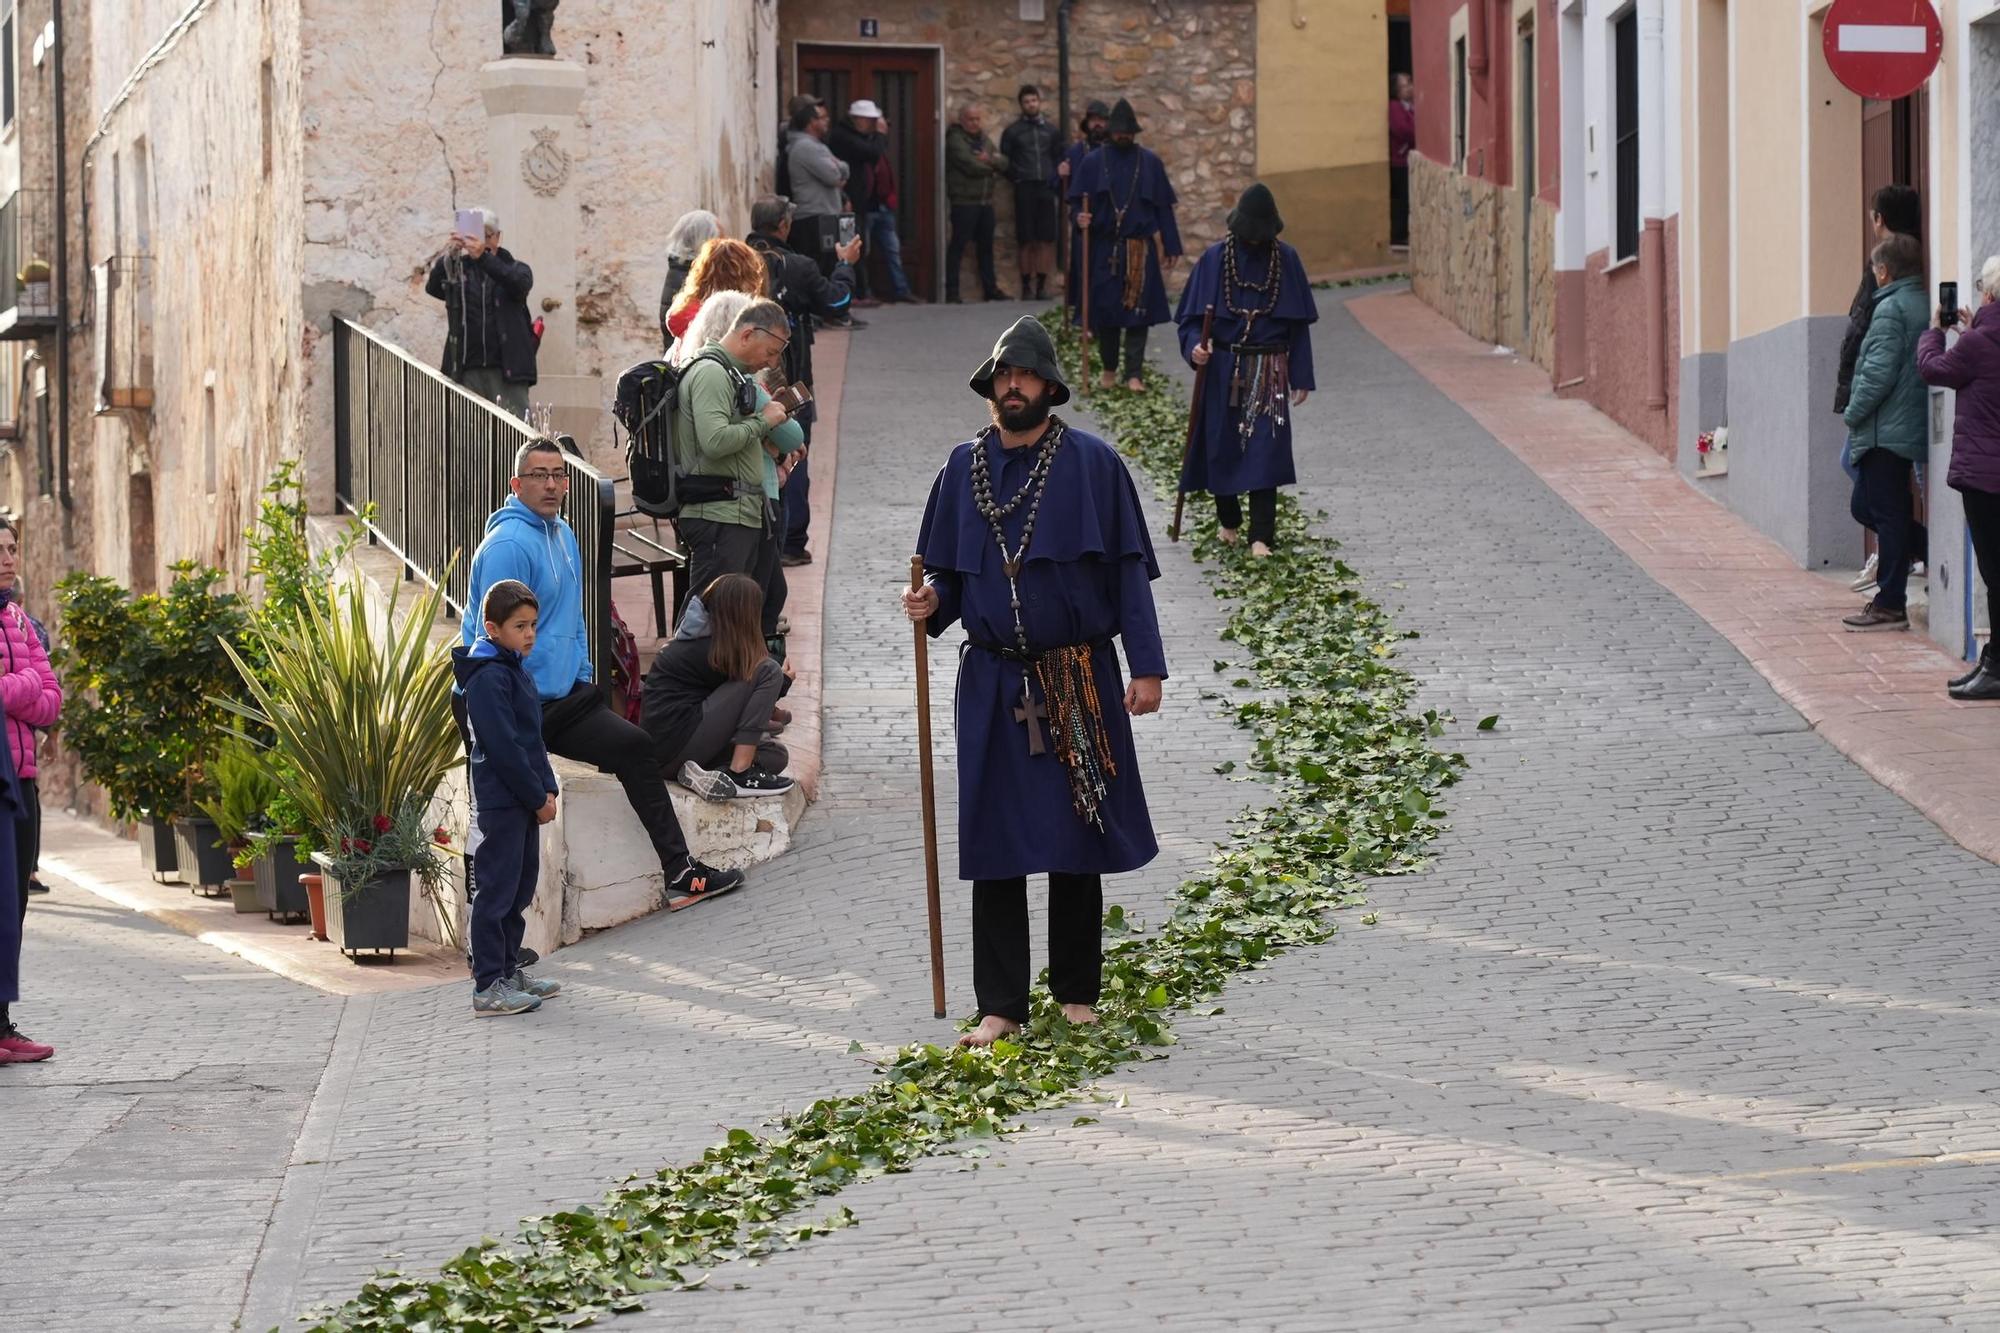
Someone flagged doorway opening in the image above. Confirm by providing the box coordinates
[1860,90,1930,563]
[1387,1,1411,251]
[796,44,942,302]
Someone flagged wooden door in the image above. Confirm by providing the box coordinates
[798,44,941,301]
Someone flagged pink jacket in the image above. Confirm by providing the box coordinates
[0,599,59,779]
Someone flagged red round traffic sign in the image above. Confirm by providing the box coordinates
[1823,0,1942,101]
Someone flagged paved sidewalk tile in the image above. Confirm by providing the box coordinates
[1348,289,2000,865]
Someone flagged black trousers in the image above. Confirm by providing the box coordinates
[13,778,33,925]
[1963,487,2000,656]
[541,683,690,873]
[1849,451,1927,613]
[971,872,1103,1023]
[679,512,787,639]
[1096,326,1149,379]
[469,806,539,990]
[1215,490,1278,546]
[1390,165,1410,246]
[946,203,998,298]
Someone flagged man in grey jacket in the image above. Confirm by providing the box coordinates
[786,97,849,278]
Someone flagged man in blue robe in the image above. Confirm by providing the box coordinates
[1060,100,1110,324]
[902,316,1167,1048]
[1176,183,1317,557]
[1069,99,1182,392]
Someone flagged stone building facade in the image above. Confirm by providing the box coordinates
[777,0,1258,300]
[10,1,774,808]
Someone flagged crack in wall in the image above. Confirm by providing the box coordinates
[422,0,458,203]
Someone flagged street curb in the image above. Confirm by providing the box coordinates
[235,991,379,1332]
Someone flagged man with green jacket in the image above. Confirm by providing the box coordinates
[676,298,795,638]
[1842,232,1931,632]
[945,104,1010,303]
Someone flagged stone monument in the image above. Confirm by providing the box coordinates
[501,0,560,57]
[479,54,598,442]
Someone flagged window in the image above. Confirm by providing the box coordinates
[260,60,274,178]
[202,381,217,495]
[1453,36,1468,170]
[2,8,16,132]
[1614,8,1639,261]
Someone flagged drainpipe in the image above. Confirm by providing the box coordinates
[52,0,69,509]
[1469,0,1490,77]
[1056,0,1072,274]
[1638,0,1668,410]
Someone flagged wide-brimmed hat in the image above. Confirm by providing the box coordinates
[847,99,883,121]
[1227,182,1284,246]
[1107,98,1142,136]
[970,317,1072,407]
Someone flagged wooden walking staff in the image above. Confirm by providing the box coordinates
[1078,223,1093,391]
[909,554,948,1019]
[1169,304,1217,542]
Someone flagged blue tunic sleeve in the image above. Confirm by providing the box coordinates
[1289,319,1316,393]
[1117,556,1167,680]
[1175,245,1223,360]
[1151,153,1182,257]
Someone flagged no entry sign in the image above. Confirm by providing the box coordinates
[1822,0,1942,101]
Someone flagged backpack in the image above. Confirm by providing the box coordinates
[612,349,749,519]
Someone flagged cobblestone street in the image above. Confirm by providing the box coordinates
[10,295,2000,1331]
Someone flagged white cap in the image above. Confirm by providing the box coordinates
[847,99,883,120]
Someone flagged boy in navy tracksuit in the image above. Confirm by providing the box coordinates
[452,579,563,1016]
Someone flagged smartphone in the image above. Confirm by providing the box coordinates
[837,214,857,247]
[454,208,482,241]
[1941,281,1959,327]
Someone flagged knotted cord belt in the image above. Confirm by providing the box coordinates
[968,636,1119,829]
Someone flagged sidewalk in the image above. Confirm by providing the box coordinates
[1349,289,2000,864]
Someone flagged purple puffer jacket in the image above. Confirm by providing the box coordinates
[1919,303,2000,495]
[0,591,59,780]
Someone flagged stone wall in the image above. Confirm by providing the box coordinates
[1409,151,1500,346]
[777,0,1255,297]
[299,0,776,478]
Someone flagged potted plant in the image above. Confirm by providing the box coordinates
[245,777,315,922]
[219,573,462,961]
[195,738,273,902]
[55,562,249,883]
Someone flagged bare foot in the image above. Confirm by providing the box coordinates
[1218,527,1241,546]
[1098,370,1117,389]
[957,1015,1022,1048]
[1125,377,1144,393]
[1059,1003,1099,1026]
[1251,541,1274,559]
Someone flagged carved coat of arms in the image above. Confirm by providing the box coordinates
[521,126,571,197]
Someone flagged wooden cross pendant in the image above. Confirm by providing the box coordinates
[1014,680,1048,756]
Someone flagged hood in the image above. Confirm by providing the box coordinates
[1107,99,1142,136]
[1874,275,1924,304]
[450,637,518,689]
[1227,182,1284,247]
[487,493,561,536]
[671,594,713,645]
[970,316,1071,407]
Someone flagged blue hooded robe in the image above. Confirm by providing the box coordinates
[1175,238,1319,497]
[1067,144,1181,330]
[917,423,1166,880]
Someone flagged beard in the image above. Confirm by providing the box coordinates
[992,390,1053,434]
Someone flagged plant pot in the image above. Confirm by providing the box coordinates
[138,814,182,884]
[173,816,238,893]
[313,854,411,959]
[227,879,260,913]
[253,838,311,921]
[301,873,328,942]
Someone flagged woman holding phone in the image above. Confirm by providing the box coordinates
[1918,257,2000,698]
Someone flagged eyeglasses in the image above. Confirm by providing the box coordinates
[752,327,792,351]
[518,469,570,484]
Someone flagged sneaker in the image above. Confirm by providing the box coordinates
[678,760,734,803]
[724,765,795,798]
[667,858,744,898]
[780,549,812,567]
[1843,603,1909,632]
[472,980,541,1016]
[509,968,562,998]
[1911,560,1927,579]
[0,1029,54,1061]
[1849,553,1879,592]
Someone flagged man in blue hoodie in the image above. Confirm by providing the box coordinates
[463,439,744,900]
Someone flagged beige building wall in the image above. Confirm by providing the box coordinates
[1255,0,1394,274]
[1727,0,1803,341]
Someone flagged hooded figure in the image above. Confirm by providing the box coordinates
[906,316,1168,1048]
[1174,182,1318,555]
[1063,100,1115,317]
[1068,98,1182,387]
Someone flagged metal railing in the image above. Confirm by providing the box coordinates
[331,317,615,684]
